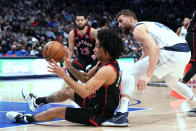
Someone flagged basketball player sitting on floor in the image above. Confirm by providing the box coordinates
[6,29,125,127]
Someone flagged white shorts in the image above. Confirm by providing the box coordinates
[120,49,191,79]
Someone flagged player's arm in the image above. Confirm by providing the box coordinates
[138,44,148,60]
[48,62,116,98]
[90,27,97,40]
[67,62,98,83]
[68,30,75,57]
[63,49,98,83]
[176,27,181,36]
[133,24,159,78]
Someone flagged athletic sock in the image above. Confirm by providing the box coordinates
[118,97,129,113]
[25,115,36,123]
[36,97,48,105]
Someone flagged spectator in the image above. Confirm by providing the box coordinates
[18,45,29,56]
[6,44,22,56]
[0,46,4,56]
[1,40,10,54]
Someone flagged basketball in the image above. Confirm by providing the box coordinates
[42,41,66,62]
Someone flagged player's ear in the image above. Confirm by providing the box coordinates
[129,17,133,23]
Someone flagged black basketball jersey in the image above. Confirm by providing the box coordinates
[90,60,121,124]
[188,11,196,32]
[74,26,96,57]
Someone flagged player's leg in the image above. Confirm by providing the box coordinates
[6,107,66,123]
[182,62,196,83]
[22,86,74,112]
[102,57,148,126]
[165,73,194,100]
[68,57,86,81]
[85,56,97,72]
[65,107,97,126]
[164,68,196,116]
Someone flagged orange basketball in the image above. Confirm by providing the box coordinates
[42,41,66,62]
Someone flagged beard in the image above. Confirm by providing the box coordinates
[121,24,132,34]
[76,24,86,30]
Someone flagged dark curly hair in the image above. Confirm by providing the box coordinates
[97,29,125,60]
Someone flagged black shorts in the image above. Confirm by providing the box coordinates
[74,93,96,108]
[65,107,97,126]
[72,56,97,71]
[65,93,113,126]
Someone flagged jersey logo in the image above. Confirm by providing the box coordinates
[154,22,171,30]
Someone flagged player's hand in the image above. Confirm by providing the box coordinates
[48,59,66,78]
[137,75,151,91]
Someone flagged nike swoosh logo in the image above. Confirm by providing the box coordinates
[112,115,127,121]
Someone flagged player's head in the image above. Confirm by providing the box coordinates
[94,29,124,61]
[117,9,137,33]
[183,17,190,26]
[99,18,108,28]
[75,13,88,30]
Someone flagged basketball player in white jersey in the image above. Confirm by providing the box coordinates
[102,9,195,126]
[176,17,190,40]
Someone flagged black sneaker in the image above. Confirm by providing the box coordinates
[187,108,196,117]
[101,112,129,126]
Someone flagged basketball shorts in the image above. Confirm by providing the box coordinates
[121,49,191,79]
[65,93,111,126]
[72,56,97,71]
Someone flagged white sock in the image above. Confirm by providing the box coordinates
[191,95,196,104]
[118,97,129,113]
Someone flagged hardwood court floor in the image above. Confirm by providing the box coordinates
[1,77,196,131]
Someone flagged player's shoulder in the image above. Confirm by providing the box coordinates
[89,27,97,39]
[134,22,148,34]
[99,64,118,74]
[68,30,75,37]
[90,27,97,32]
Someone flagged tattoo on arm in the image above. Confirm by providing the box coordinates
[91,28,97,40]
[68,67,88,82]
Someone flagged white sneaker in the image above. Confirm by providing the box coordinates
[6,111,31,123]
[6,111,22,122]
[22,88,41,112]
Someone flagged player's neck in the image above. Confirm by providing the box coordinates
[77,26,87,35]
[100,57,113,66]
[130,20,138,33]
[184,25,189,29]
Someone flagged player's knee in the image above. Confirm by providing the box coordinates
[72,62,83,70]
[121,74,135,96]
[47,107,65,118]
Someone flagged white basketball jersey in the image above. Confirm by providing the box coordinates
[134,22,187,48]
[179,26,187,40]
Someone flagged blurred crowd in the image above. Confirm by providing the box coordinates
[0,0,194,58]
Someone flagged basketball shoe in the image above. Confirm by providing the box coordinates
[187,108,196,117]
[101,112,129,126]
[6,111,32,123]
[22,88,42,112]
